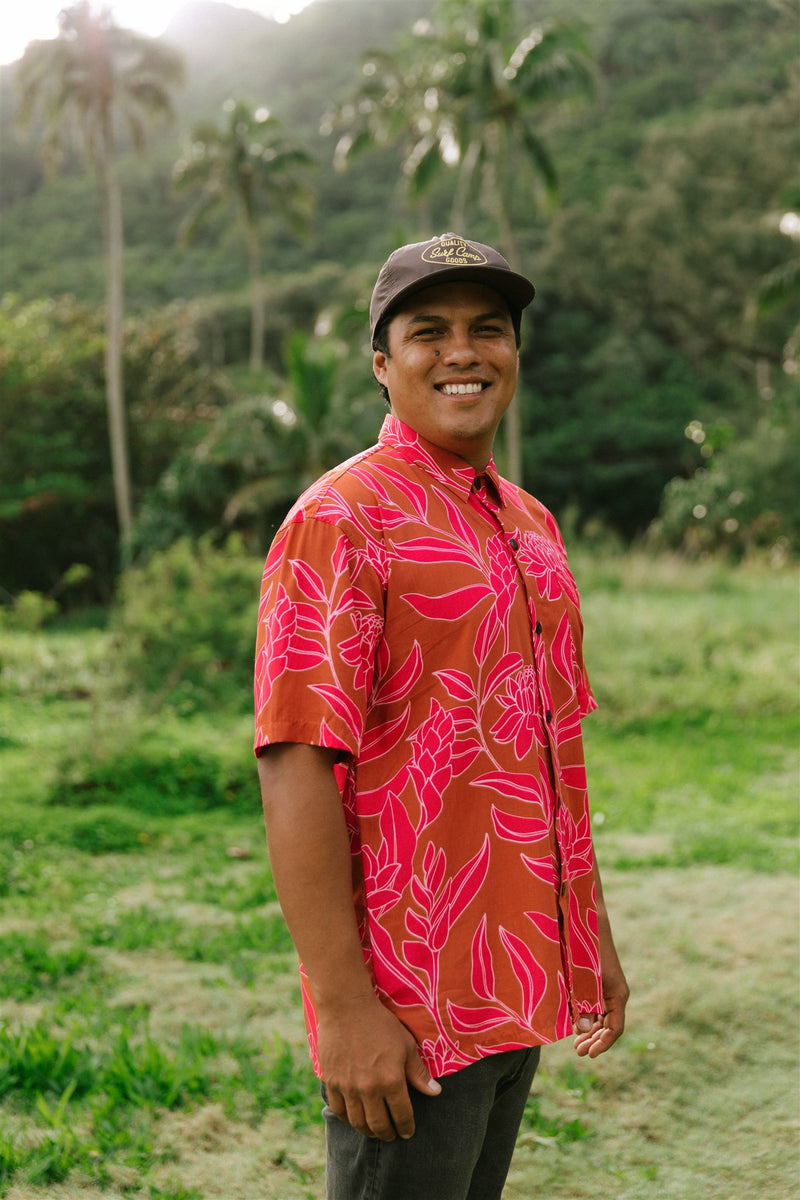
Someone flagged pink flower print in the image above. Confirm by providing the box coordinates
[487,535,518,613]
[340,609,384,693]
[517,532,580,605]
[490,666,546,760]
[407,701,458,830]
[418,1035,472,1078]
[559,805,594,881]
[362,791,416,917]
[474,536,519,661]
[255,584,297,709]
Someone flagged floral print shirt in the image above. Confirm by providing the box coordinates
[254,415,603,1079]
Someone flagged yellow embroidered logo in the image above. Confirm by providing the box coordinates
[421,237,489,267]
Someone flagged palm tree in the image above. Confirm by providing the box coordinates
[223,330,373,529]
[173,101,314,371]
[140,330,377,553]
[16,2,184,556]
[326,0,594,482]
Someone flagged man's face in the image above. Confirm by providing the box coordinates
[373,281,519,472]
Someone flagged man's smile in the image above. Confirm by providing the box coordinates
[436,382,487,396]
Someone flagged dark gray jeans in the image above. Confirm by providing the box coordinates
[322,1046,540,1200]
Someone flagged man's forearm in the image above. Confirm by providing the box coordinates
[257,740,440,1140]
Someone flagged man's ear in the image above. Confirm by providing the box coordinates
[373,350,389,387]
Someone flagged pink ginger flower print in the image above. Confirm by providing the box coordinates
[490,666,546,759]
[474,535,519,660]
[407,701,458,830]
[362,791,416,917]
[517,532,580,605]
[255,584,297,710]
[559,804,595,881]
[340,609,384,693]
[418,1035,472,1078]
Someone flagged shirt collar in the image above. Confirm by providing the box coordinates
[378,415,505,505]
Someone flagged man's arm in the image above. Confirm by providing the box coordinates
[574,856,629,1058]
[257,741,440,1141]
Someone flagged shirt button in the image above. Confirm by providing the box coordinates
[545,710,553,723]
[534,621,542,635]
[508,537,519,551]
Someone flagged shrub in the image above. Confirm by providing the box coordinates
[66,808,153,854]
[0,591,58,631]
[651,404,800,560]
[51,745,257,818]
[112,535,262,712]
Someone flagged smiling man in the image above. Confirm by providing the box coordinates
[254,233,628,1200]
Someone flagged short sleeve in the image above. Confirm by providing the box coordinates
[254,515,385,757]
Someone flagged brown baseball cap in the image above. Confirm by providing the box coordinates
[370,231,535,344]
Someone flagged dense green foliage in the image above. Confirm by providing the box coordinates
[1,0,798,601]
[0,296,230,597]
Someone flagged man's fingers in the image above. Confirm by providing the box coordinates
[360,1095,398,1141]
[406,1055,442,1098]
[574,1007,624,1058]
[331,1082,408,1142]
[575,1025,612,1057]
[326,1085,348,1122]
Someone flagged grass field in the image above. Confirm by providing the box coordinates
[1,553,798,1200]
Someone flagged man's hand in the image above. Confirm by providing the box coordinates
[319,996,441,1141]
[574,856,629,1058]
[573,955,628,1057]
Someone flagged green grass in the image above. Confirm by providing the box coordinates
[0,552,797,1199]
[575,553,798,875]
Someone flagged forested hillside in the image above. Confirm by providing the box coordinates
[1,0,798,600]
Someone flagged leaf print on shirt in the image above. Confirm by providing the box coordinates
[490,807,551,843]
[448,914,549,1035]
[517,531,580,606]
[403,584,492,621]
[406,837,491,966]
[532,612,582,750]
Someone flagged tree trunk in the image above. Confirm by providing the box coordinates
[246,221,265,371]
[490,154,524,487]
[98,116,133,560]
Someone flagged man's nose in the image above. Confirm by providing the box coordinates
[442,330,481,365]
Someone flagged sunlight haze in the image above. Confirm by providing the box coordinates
[0,0,313,66]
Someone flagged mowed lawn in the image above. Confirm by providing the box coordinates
[0,554,797,1200]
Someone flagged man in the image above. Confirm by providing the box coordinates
[254,232,628,1200]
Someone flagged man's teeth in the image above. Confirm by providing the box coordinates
[439,383,484,395]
